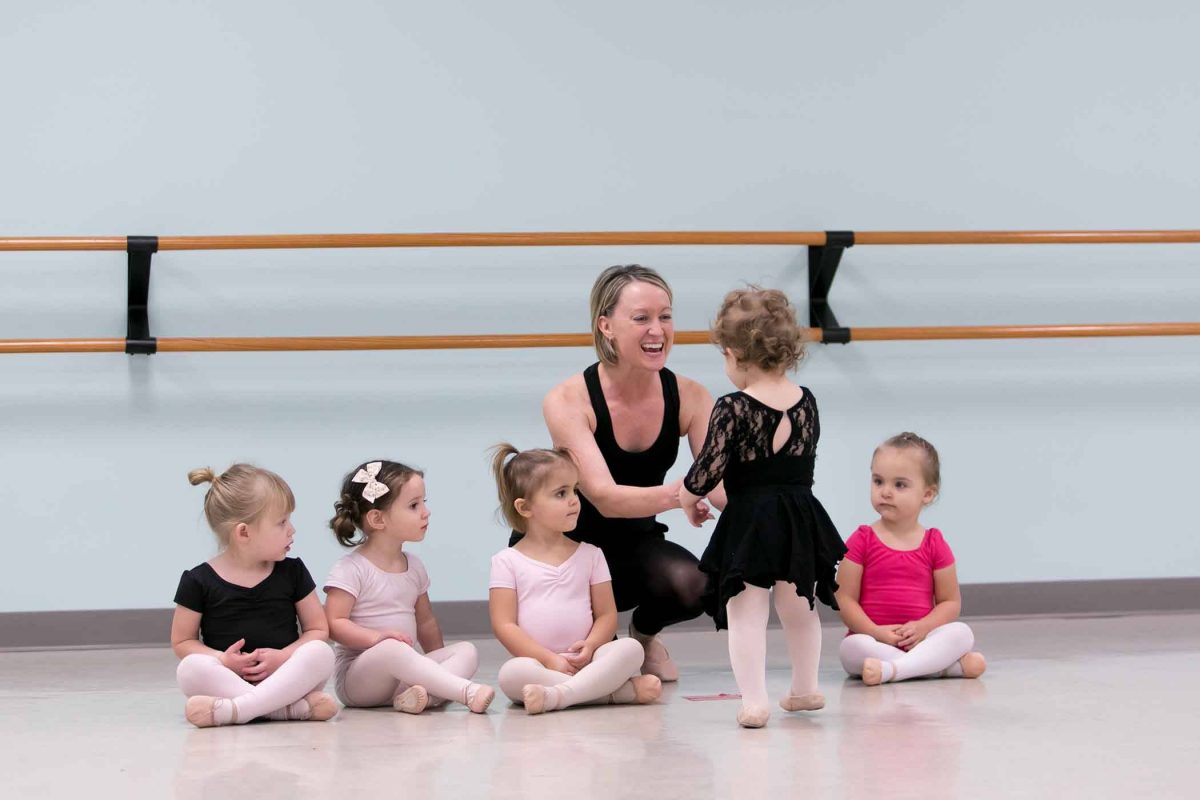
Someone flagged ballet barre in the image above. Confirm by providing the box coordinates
[1,230,1198,354]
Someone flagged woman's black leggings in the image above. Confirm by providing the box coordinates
[601,535,707,636]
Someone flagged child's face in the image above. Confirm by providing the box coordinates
[599,281,673,369]
[243,503,296,562]
[520,464,581,534]
[870,447,936,525]
[377,476,430,543]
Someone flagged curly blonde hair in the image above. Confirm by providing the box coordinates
[711,287,805,372]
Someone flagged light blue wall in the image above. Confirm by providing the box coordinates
[2,2,1198,612]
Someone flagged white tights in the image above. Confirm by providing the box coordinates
[498,638,645,708]
[725,583,822,712]
[839,621,975,682]
[339,639,479,707]
[176,640,334,722]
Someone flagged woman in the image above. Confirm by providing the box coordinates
[532,264,726,682]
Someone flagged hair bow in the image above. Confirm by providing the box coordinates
[352,462,389,503]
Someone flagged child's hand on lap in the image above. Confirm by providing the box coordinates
[564,641,595,669]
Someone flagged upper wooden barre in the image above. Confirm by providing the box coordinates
[2,324,1199,355]
[4,230,1200,251]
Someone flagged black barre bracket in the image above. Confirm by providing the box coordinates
[808,230,854,344]
[126,236,158,355]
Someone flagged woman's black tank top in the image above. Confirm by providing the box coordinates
[570,362,681,548]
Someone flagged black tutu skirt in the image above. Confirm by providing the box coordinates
[699,483,847,630]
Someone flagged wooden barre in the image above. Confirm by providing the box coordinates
[4,230,1200,252]
[3,324,1199,354]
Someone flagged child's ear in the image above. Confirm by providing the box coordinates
[364,508,385,531]
[514,498,533,519]
[923,485,938,505]
[232,522,250,541]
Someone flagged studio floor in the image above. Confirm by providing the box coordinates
[2,613,1197,799]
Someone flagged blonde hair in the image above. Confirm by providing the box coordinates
[489,443,576,533]
[590,264,674,365]
[875,432,941,491]
[329,460,423,547]
[188,464,295,546]
[711,286,805,373]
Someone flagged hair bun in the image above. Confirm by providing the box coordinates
[188,467,216,486]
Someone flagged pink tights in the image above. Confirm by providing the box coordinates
[176,640,334,722]
[726,583,822,713]
[497,638,645,708]
[839,621,975,682]
[339,639,479,707]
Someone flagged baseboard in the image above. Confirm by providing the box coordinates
[3,576,1197,650]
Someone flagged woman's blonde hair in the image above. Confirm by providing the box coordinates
[188,464,295,546]
[489,443,576,533]
[711,286,805,373]
[590,264,674,364]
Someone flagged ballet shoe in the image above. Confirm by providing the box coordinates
[631,674,662,704]
[736,706,770,728]
[959,651,987,679]
[522,684,552,715]
[636,633,679,682]
[779,692,825,712]
[466,683,495,714]
[861,658,884,686]
[302,691,339,721]
[185,696,224,728]
[393,685,429,714]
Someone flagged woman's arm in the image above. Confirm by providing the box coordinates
[896,565,962,649]
[544,381,681,519]
[414,593,444,652]
[834,561,902,646]
[324,587,407,649]
[489,587,576,674]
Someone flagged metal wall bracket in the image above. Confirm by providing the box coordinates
[808,230,854,344]
[126,236,158,355]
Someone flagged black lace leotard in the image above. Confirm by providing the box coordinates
[684,389,847,629]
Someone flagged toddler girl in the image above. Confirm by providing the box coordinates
[324,460,494,713]
[680,287,847,728]
[836,433,987,684]
[172,464,337,727]
[489,443,662,714]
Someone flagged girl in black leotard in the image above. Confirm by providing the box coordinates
[537,265,726,682]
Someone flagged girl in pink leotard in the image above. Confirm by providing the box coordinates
[488,443,663,714]
[836,433,987,685]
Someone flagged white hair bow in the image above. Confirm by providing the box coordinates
[352,462,389,503]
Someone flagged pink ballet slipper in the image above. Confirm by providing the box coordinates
[779,692,825,712]
[466,683,495,714]
[185,696,232,728]
[522,684,558,715]
[959,651,987,679]
[736,706,770,728]
[861,658,884,686]
[302,691,339,721]
[392,685,429,715]
[638,635,679,683]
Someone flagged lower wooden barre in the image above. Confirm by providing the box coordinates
[1,324,1197,354]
